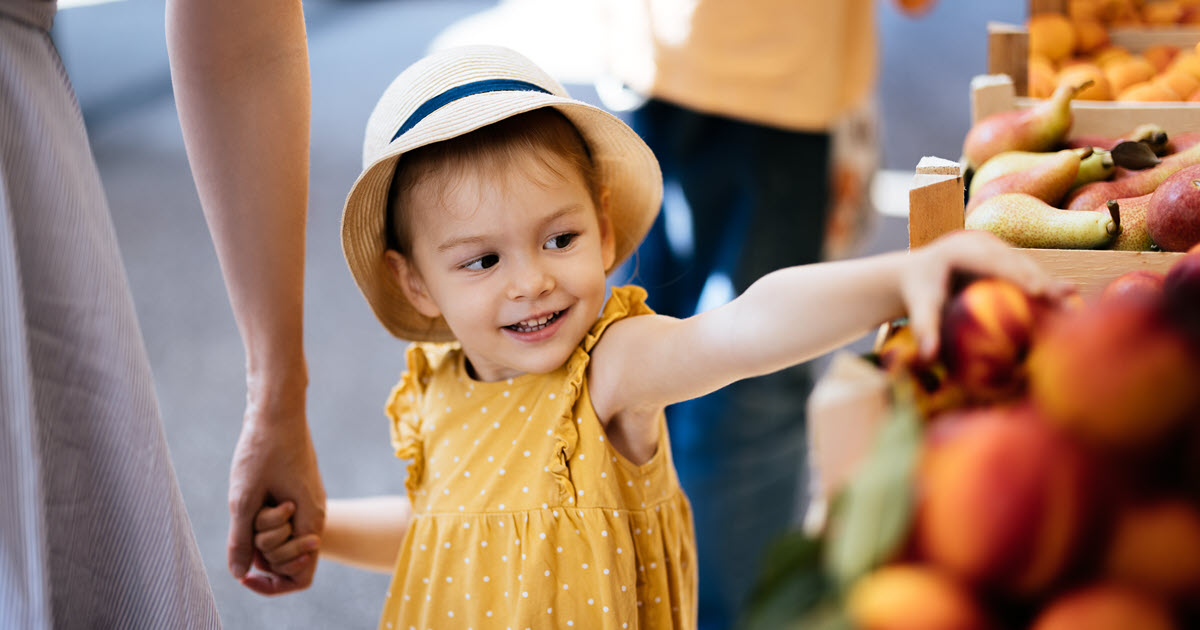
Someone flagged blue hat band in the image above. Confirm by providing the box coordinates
[391,79,553,143]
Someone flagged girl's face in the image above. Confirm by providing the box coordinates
[389,147,615,382]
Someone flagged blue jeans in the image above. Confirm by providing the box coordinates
[622,99,830,630]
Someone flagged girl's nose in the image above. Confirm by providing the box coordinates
[507,256,555,300]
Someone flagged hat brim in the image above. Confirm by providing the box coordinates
[341,91,662,342]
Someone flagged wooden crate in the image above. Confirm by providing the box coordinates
[908,157,1185,296]
[986,20,1200,111]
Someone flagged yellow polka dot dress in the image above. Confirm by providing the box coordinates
[380,286,697,630]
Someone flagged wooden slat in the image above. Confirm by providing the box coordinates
[909,157,964,249]
[1109,27,1200,50]
[971,74,1018,125]
[987,22,1029,98]
[1024,249,1185,295]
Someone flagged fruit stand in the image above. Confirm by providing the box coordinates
[909,154,1184,294]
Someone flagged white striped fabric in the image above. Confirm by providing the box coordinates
[0,2,220,627]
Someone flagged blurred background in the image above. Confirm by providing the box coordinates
[53,0,1023,627]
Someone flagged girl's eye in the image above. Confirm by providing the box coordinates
[463,254,499,271]
[546,233,577,250]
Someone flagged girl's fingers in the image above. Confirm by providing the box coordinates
[261,533,321,567]
[254,501,296,531]
[272,550,313,577]
[254,522,293,553]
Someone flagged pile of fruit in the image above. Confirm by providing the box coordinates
[1026,9,1200,101]
[962,80,1200,252]
[741,250,1200,630]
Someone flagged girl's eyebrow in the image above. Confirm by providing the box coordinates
[435,204,586,253]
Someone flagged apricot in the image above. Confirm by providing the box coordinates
[1105,499,1200,603]
[1031,583,1178,630]
[1068,0,1103,21]
[1143,1,1186,24]
[1057,63,1112,100]
[917,406,1099,599]
[847,564,991,630]
[1117,81,1181,101]
[1072,19,1110,55]
[1030,13,1078,62]
[1105,56,1158,94]
[1170,52,1200,80]
[1156,70,1199,99]
[1029,57,1060,98]
[1028,301,1200,450]
[1143,43,1181,73]
[1091,45,1132,70]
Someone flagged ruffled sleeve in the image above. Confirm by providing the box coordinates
[550,286,655,504]
[385,343,434,496]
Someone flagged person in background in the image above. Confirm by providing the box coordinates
[599,1,933,627]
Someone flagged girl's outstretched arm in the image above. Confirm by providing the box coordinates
[321,496,413,573]
[591,231,1069,419]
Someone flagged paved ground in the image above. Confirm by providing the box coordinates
[55,1,1021,627]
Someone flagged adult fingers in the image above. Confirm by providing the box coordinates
[227,486,264,580]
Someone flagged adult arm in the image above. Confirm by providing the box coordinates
[165,0,325,595]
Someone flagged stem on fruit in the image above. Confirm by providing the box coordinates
[1106,199,1121,236]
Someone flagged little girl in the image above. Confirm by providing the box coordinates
[251,45,1065,629]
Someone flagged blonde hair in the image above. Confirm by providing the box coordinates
[385,108,600,256]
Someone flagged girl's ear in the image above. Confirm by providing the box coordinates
[384,250,442,319]
[597,186,617,271]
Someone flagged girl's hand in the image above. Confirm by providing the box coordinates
[250,501,320,585]
[900,230,1073,360]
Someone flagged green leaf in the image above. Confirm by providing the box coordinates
[786,597,855,630]
[737,531,830,630]
[824,381,923,592]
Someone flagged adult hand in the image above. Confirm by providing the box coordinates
[228,384,325,596]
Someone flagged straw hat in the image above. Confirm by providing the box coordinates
[341,45,662,342]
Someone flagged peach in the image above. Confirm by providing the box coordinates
[1105,499,1200,603]
[1104,56,1157,94]
[1028,300,1200,450]
[1031,583,1178,630]
[917,405,1100,599]
[1029,13,1078,62]
[939,278,1038,402]
[1099,269,1166,305]
[847,564,991,630]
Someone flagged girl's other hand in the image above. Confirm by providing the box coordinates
[900,229,1074,360]
[250,501,320,584]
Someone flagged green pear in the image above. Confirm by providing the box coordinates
[969,147,1101,197]
[1073,148,1116,188]
[1090,195,1155,251]
[966,149,1083,214]
[966,193,1119,249]
[1066,141,1200,211]
[963,80,1091,169]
